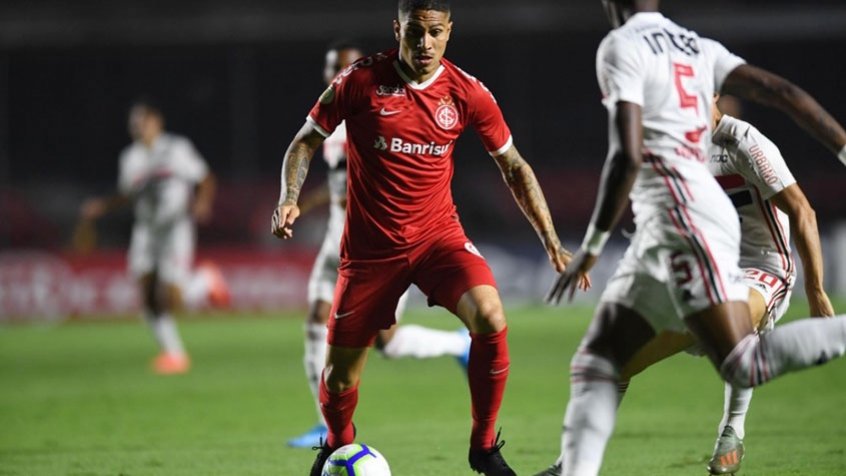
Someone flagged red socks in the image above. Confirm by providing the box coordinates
[319,375,358,448]
[467,327,510,450]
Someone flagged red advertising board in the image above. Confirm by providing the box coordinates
[0,246,317,323]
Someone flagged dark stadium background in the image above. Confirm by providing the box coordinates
[2,0,845,317]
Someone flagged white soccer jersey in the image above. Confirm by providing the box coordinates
[597,12,746,222]
[596,13,751,330]
[709,114,796,281]
[118,133,209,228]
[321,121,348,247]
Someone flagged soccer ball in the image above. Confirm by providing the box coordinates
[322,444,391,476]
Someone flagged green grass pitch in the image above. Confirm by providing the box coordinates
[2,300,846,475]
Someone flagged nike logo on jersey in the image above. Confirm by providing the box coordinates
[489,366,509,375]
[380,108,402,116]
[334,310,355,319]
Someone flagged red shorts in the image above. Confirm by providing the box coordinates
[327,228,496,348]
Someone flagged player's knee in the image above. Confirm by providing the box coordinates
[472,300,506,334]
[323,364,360,393]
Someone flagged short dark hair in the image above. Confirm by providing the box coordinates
[398,0,450,17]
[130,96,164,118]
[327,39,365,55]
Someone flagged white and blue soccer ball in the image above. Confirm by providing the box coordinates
[322,443,391,476]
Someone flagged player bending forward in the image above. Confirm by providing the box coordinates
[272,1,587,475]
[536,94,836,475]
[287,39,473,449]
[541,1,846,475]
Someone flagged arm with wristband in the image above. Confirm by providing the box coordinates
[546,101,643,304]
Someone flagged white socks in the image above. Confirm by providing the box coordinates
[718,382,752,439]
[304,322,328,425]
[721,316,846,388]
[561,351,619,476]
[144,311,186,356]
[380,325,468,359]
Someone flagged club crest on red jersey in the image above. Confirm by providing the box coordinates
[319,85,335,104]
[435,96,459,130]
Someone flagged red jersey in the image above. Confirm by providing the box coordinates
[308,48,512,260]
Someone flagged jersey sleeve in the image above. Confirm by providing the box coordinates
[736,124,796,200]
[701,38,746,92]
[307,64,364,138]
[596,34,645,109]
[468,80,512,156]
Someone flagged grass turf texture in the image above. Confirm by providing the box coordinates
[2,300,846,475]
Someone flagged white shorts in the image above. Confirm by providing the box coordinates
[128,219,194,286]
[742,268,793,333]
[600,208,748,334]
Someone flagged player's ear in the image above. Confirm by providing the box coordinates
[393,19,401,42]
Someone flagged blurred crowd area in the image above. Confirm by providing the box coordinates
[1,0,845,319]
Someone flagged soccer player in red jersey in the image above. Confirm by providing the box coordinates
[271,1,588,474]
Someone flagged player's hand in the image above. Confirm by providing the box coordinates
[271,203,300,240]
[549,245,592,291]
[808,289,835,317]
[80,198,106,221]
[193,200,213,224]
[545,248,597,305]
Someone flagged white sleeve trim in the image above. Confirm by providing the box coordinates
[489,135,514,156]
[306,116,331,138]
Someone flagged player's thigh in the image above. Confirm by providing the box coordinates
[620,330,695,380]
[413,233,497,319]
[747,287,768,331]
[328,256,411,348]
[581,302,657,369]
[742,268,791,332]
[684,301,754,368]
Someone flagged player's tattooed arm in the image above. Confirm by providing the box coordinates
[279,123,325,206]
[493,145,572,271]
[273,121,326,239]
[722,65,846,156]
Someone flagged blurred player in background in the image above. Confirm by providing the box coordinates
[79,98,229,375]
[542,0,846,475]
[272,1,587,474]
[286,39,473,449]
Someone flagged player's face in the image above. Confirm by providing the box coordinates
[394,9,452,82]
[128,106,162,144]
[323,48,363,86]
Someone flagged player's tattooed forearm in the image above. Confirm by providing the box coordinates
[281,145,312,204]
[497,150,558,243]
